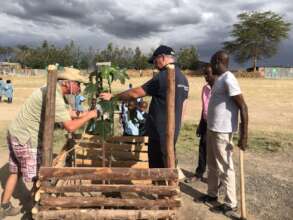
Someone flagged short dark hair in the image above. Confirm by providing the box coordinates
[6,80,11,83]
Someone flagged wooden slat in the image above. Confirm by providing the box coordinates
[106,143,148,152]
[39,167,178,181]
[75,159,149,168]
[40,196,180,208]
[107,136,148,144]
[75,148,102,157]
[75,144,147,156]
[109,161,149,168]
[37,209,177,219]
[75,143,148,152]
[74,159,103,167]
[80,134,104,142]
[75,142,101,148]
[107,151,148,161]
[41,184,178,196]
[76,153,148,162]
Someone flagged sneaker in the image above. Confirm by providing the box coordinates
[198,195,218,203]
[0,202,20,218]
[210,204,238,215]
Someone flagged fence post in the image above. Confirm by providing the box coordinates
[165,64,176,169]
[41,66,57,167]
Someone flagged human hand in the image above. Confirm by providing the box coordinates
[89,109,98,119]
[238,137,248,151]
[99,93,113,101]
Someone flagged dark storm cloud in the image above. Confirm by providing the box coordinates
[0,0,292,67]
[1,0,202,39]
[1,0,97,26]
[98,13,201,39]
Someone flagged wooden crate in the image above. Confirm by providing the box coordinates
[35,167,180,220]
[74,134,149,169]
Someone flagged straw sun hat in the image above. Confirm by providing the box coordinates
[57,67,88,83]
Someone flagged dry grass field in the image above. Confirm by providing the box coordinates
[1,74,293,138]
[0,74,292,220]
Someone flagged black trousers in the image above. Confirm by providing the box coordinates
[195,134,207,177]
[148,138,165,168]
[148,136,178,168]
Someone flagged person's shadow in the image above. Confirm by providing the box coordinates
[0,163,33,220]
[180,168,240,220]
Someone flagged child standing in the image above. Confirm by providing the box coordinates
[4,80,13,103]
[138,101,148,136]
[74,94,86,115]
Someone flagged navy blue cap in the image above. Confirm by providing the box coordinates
[148,45,175,64]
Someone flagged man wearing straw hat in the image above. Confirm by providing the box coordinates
[0,67,98,218]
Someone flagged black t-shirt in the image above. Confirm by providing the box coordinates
[142,65,189,141]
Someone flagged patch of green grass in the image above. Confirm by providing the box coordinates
[176,122,293,153]
[176,122,199,154]
[247,131,293,152]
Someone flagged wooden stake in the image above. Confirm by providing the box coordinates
[39,167,178,181]
[165,64,176,169]
[41,65,58,167]
[36,209,177,219]
[240,149,247,220]
[40,195,181,208]
[41,184,178,195]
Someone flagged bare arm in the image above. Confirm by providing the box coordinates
[232,94,248,150]
[63,110,97,133]
[99,87,147,101]
[181,99,188,121]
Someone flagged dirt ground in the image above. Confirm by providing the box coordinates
[1,141,292,220]
[177,147,293,220]
[0,75,292,220]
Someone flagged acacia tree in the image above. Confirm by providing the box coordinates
[223,11,291,71]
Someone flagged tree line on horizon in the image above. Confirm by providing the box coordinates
[0,41,199,70]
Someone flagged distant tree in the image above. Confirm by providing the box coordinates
[223,11,291,71]
[132,46,148,69]
[0,46,14,62]
[177,46,199,70]
[79,47,96,70]
[61,40,80,67]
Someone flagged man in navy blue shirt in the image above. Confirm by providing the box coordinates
[100,45,189,168]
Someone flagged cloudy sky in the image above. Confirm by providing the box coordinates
[0,0,292,67]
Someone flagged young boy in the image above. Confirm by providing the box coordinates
[4,80,13,103]
[185,64,215,183]
[74,94,86,116]
[138,101,148,136]
[122,100,140,136]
